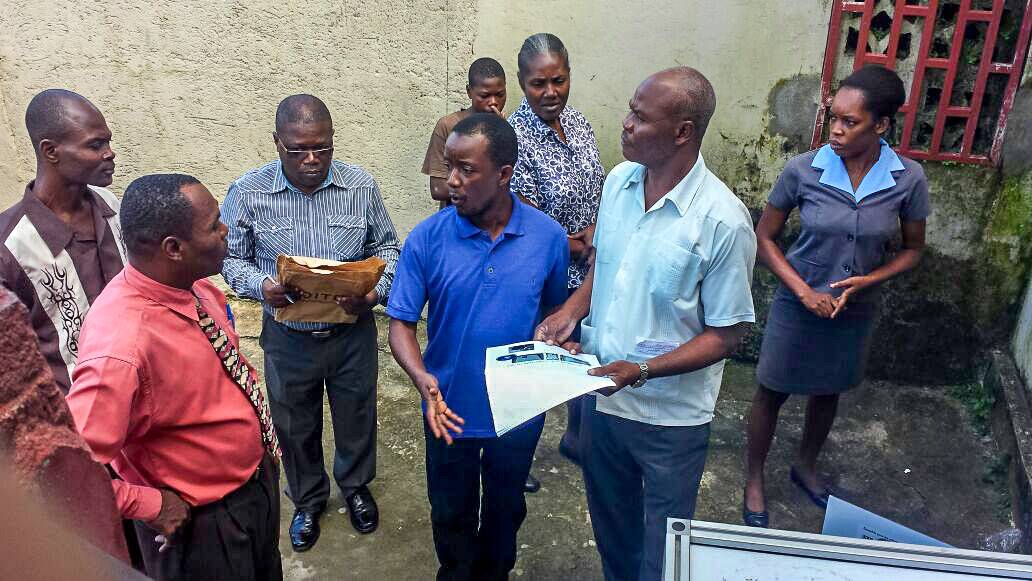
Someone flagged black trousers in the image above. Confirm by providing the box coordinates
[583,405,711,581]
[261,312,378,512]
[135,454,282,581]
[424,418,544,581]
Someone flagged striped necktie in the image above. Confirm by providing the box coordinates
[195,298,281,460]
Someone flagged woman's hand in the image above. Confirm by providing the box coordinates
[799,288,836,318]
[829,275,873,318]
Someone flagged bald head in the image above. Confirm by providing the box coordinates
[275,94,332,133]
[651,67,716,141]
[25,89,101,152]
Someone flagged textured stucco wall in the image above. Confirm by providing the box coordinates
[1,1,1028,382]
[474,0,832,195]
[0,0,480,235]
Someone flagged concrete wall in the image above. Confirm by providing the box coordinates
[0,0,481,235]
[1,0,1029,382]
[1015,279,1032,385]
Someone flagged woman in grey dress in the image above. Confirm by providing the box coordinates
[742,65,930,528]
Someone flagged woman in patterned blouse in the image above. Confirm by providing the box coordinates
[508,32,606,475]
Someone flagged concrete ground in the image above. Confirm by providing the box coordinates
[227,298,1010,580]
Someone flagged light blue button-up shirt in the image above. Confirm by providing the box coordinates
[584,158,757,426]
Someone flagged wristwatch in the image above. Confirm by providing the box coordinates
[631,362,649,388]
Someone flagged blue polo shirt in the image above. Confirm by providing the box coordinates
[387,194,569,437]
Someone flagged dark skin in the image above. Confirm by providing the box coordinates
[264,117,378,314]
[517,52,596,262]
[128,182,229,551]
[31,98,116,241]
[429,76,508,205]
[536,70,749,392]
[744,86,927,513]
[389,132,515,444]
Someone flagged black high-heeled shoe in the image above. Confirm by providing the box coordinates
[790,466,831,510]
[742,493,769,528]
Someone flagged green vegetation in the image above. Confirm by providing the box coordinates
[948,381,995,436]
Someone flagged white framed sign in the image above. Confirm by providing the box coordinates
[663,519,1032,580]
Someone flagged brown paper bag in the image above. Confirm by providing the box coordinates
[274,255,386,324]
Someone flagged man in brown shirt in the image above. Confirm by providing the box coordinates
[422,57,507,207]
[0,89,125,393]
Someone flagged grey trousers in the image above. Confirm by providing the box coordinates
[260,312,378,512]
[583,402,711,581]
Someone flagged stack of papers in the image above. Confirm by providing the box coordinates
[485,341,616,436]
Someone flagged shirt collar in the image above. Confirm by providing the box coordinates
[621,155,709,216]
[269,160,340,194]
[122,263,203,322]
[514,98,571,144]
[21,181,116,257]
[454,193,526,239]
[811,139,905,202]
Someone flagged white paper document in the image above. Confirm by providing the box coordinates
[485,341,616,436]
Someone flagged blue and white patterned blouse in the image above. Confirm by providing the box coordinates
[508,97,605,288]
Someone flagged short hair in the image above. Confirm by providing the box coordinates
[24,89,96,149]
[451,113,518,169]
[275,94,332,133]
[661,67,717,140]
[839,65,906,121]
[468,57,505,87]
[120,174,200,255]
[517,33,570,76]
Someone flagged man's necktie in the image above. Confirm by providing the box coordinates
[195,298,281,460]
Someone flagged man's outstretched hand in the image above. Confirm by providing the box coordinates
[418,372,465,445]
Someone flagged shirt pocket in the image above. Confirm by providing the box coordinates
[797,200,828,266]
[645,241,704,301]
[253,217,296,260]
[327,214,366,260]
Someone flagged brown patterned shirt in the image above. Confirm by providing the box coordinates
[0,182,126,392]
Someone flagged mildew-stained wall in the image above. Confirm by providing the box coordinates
[0,1,1028,381]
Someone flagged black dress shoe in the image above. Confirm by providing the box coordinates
[558,437,581,466]
[742,494,769,528]
[790,467,831,510]
[290,509,321,552]
[345,486,379,534]
[524,474,541,494]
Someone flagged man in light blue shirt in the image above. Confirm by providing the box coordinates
[538,67,757,581]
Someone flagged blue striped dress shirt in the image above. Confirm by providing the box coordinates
[221,159,401,330]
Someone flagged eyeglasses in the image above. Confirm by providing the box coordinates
[277,141,334,160]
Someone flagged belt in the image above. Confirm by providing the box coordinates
[280,322,345,339]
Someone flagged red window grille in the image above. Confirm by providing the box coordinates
[813,0,1032,165]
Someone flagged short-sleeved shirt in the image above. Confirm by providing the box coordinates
[0,182,127,392]
[422,108,473,179]
[386,194,569,437]
[768,141,931,305]
[508,98,605,289]
[585,158,757,427]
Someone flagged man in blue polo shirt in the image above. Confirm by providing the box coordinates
[388,113,568,581]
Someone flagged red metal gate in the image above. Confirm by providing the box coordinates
[813,0,1032,165]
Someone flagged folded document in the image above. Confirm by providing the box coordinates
[485,341,616,436]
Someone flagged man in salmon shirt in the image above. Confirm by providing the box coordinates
[66,173,282,581]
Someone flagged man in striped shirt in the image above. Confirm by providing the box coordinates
[0,89,125,394]
[221,94,400,550]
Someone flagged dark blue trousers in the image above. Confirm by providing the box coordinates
[583,404,711,581]
[424,418,544,581]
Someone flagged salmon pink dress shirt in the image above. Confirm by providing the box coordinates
[66,264,264,522]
